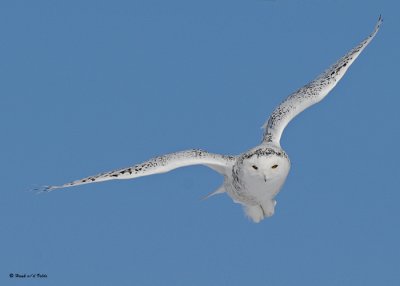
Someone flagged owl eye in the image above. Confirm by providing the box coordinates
[252,165,258,170]
[271,164,278,169]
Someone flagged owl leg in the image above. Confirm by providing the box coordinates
[244,205,264,223]
[260,200,276,218]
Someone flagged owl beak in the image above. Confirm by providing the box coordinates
[264,175,268,183]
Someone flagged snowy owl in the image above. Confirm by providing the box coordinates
[38,17,382,223]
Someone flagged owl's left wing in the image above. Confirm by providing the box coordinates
[37,149,235,192]
[262,16,382,145]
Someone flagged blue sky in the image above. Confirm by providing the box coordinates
[1,0,399,285]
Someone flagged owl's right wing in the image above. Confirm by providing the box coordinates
[38,149,236,192]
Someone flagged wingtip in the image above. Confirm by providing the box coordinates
[376,14,383,29]
[368,15,383,39]
[31,185,58,194]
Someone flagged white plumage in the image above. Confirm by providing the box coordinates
[38,17,382,223]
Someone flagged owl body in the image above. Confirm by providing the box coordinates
[223,145,291,222]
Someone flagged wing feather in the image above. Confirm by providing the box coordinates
[39,149,235,192]
[262,16,382,145]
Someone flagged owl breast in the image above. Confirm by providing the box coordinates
[228,154,290,206]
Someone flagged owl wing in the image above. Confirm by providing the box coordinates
[38,149,236,192]
[262,16,382,145]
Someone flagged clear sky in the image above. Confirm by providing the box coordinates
[1,0,399,285]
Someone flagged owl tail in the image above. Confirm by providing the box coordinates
[201,184,226,200]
